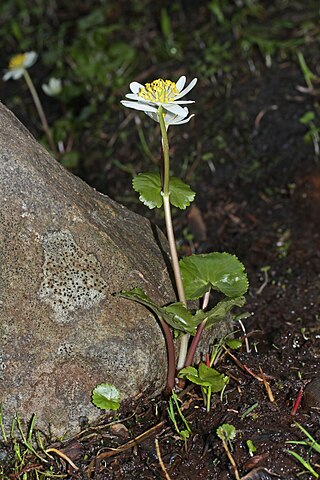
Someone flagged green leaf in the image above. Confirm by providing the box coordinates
[132,172,195,210]
[179,252,249,300]
[194,297,246,329]
[178,364,228,391]
[169,177,195,209]
[163,302,198,335]
[246,439,257,455]
[116,288,197,334]
[132,172,162,209]
[286,451,319,478]
[217,423,236,441]
[92,383,120,411]
[300,111,315,125]
[60,151,79,169]
[226,338,242,350]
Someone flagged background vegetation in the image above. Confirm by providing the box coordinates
[1,0,319,207]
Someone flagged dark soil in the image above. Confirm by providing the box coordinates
[2,3,320,479]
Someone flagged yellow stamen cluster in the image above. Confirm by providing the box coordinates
[138,79,178,103]
[8,53,27,70]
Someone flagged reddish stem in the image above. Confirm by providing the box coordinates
[159,318,176,396]
[291,386,304,416]
[205,353,210,367]
[184,320,207,367]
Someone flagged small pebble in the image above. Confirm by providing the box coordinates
[0,449,7,461]
[303,377,320,410]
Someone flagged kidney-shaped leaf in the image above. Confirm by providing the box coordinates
[92,383,120,411]
[179,252,249,300]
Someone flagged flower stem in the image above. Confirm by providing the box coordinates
[23,69,57,155]
[157,106,189,370]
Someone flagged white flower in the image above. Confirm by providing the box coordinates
[42,77,62,96]
[3,51,38,81]
[121,76,197,126]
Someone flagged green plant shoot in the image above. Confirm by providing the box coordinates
[167,391,192,445]
[217,424,240,480]
[178,363,229,412]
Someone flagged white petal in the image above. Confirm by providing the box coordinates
[125,93,154,105]
[2,71,12,81]
[125,93,140,100]
[176,76,186,92]
[24,51,38,68]
[175,78,197,99]
[162,111,178,124]
[121,100,158,113]
[129,81,144,94]
[145,111,160,123]
[162,103,188,116]
[12,69,24,80]
[173,100,195,104]
[171,114,195,125]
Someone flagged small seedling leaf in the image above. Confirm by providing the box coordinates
[217,423,236,441]
[92,383,120,411]
[246,439,257,455]
[180,252,249,300]
[132,172,163,209]
[300,111,315,125]
[178,364,228,391]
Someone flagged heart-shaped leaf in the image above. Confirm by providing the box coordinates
[132,172,195,210]
[179,252,249,300]
[92,383,120,411]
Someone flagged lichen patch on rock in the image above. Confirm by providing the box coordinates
[38,230,107,322]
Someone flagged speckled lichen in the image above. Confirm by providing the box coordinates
[38,230,107,322]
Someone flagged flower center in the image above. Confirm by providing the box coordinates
[138,79,178,103]
[8,53,27,70]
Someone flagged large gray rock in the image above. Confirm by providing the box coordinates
[0,102,174,437]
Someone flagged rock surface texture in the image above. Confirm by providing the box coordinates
[0,102,174,437]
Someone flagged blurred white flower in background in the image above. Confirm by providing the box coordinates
[42,77,62,97]
[3,52,38,81]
